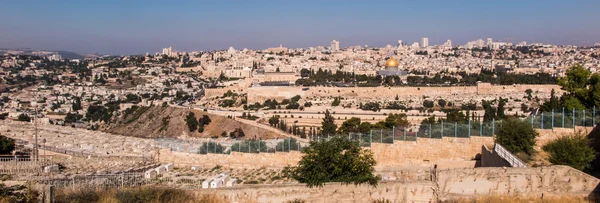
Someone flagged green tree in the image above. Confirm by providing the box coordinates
[185,112,198,132]
[423,100,434,108]
[269,115,280,127]
[525,89,533,100]
[540,89,561,112]
[338,117,361,134]
[283,136,379,188]
[321,110,337,136]
[72,96,82,111]
[17,114,31,122]
[331,97,341,107]
[542,132,596,170]
[437,99,447,108]
[0,135,15,154]
[495,118,538,156]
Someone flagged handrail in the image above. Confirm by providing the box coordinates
[494,143,527,168]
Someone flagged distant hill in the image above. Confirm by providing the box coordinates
[0,48,90,59]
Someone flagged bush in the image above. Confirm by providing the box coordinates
[17,114,31,122]
[495,118,538,156]
[0,136,15,154]
[283,136,379,188]
[543,132,596,170]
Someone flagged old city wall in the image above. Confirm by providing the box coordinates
[436,166,600,200]
[193,181,436,203]
[190,165,597,202]
[245,84,561,103]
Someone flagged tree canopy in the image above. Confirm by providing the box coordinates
[495,118,538,156]
[284,136,379,188]
[543,132,596,171]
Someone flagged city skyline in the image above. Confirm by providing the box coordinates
[1,0,599,55]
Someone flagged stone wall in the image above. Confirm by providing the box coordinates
[480,145,511,167]
[246,84,561,103]
[158,137,494,170]
[436,166,600,200]
[193,181,436,203]
[157,149,303,169]
[189,165,598,202]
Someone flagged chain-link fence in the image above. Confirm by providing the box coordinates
[157,108,599,155]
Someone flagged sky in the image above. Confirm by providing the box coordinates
[0,0,599,55]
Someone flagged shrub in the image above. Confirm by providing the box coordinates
[495,118,538,156]
[543,132,596,170]
[283,136,379,188]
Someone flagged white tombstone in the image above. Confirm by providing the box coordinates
[202,178,214,189]
[226,178,237,187]
[144,169,157,179]
[210,173,229,188]
[154,165,167,175]
[191,166,201,171]
[44,165,60,173]
[164,163,174,172]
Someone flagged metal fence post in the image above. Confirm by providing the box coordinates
[551,110,554,130]
[594,106,596,125]
[479,121,482,136]
[369,131,372,146]
[541,112,544,129]
[403,127,406,141]
[392,126,395,142]
[258,141,260,153]
[380,129,383,143]
[429,124,432,138]
[288,138,291,152]
[454,122,457,138]
[562,107,565,128]
[531,114,534,127]
[441,120,444,138]
[468,119,471,138]
[213,142,216,154]
[492,118,495,136]
[573,108,576,129]
[583,109,586,126]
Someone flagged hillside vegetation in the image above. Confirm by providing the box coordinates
[103,106,282,139]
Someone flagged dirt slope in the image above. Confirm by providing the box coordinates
[102,106,282,139]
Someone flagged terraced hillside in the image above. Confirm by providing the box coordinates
[103,106,282,139]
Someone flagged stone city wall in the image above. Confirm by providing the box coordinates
[246,84,561,103]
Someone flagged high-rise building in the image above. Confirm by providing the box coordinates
[397,40,403,48]
[421,38,429,47]
[47,53,62,61]
[443,40,452,48]
[162,47,172,56]
[411,42,420,48]
[330,40,340,51]
[487,38,493,46]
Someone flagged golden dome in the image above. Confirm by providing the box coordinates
[385,58,399,67]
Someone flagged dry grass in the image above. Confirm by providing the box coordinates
[54,186,229,203]
[444,195,593,203]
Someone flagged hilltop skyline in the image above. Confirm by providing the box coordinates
[1,0,599,55]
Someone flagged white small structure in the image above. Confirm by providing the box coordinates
[202,178,215,189]
[44,165,60,173]
[225,178,237,187]
[144,169,157,179]
[164,163,174,172]
[210,173,229,188]
[191,166,201,171]
[154,165,167,175]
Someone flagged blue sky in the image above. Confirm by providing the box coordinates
[0,0,598,55]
